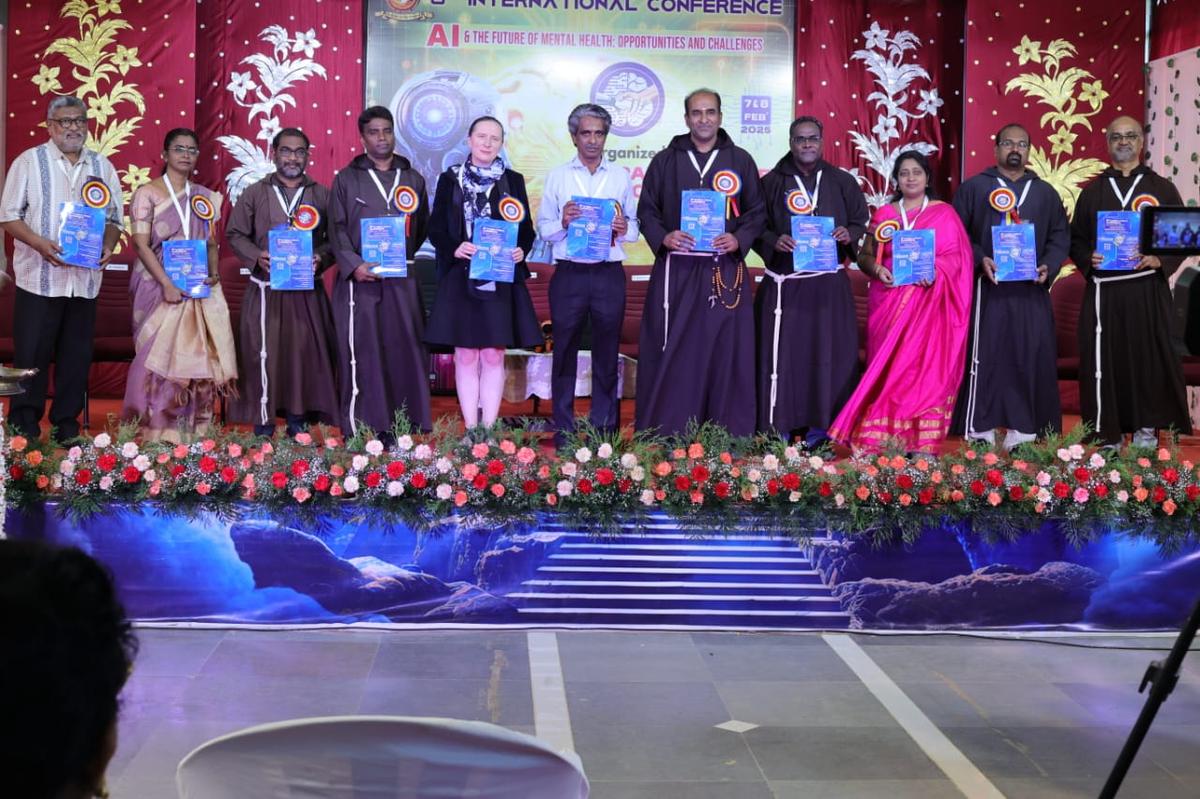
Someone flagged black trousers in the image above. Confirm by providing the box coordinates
[550,260,625,437]
[9,287,97,441]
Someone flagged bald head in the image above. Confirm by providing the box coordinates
[1105,116,1144,170]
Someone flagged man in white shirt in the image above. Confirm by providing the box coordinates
[536,104,638,445]
[0,96,124,441]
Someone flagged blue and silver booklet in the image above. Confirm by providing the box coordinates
[162,239,210,299]
[360,216,408,277]
[1096,211,1140,271]
[790,215,838,272]
[56,202,105,270]
[469,218,518,283]
[566,196,616,261]
[891,229,936,286]
[680,190,725,252]
[268,228,314,291]
[991,223,1038,281]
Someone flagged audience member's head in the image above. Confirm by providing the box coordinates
[0,540,138,799]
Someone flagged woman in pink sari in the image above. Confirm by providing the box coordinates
[829,151,973,453]
[122,128,237,441]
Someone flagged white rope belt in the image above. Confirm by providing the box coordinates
[767,267,843,428]
[347,281,360,436]
[1091,269,1155,433]
[662,250,718,352]
[249,276,271,425]
[964,275,984,438]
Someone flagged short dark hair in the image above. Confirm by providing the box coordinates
[684,88,722,114]
[357,106,394,135]
[0,541,137,799]
[272,127,310,150]
[889,150,938,201]
[162,127,198,151]
[994,123,1029,145]
[789,116,824,137]
[468,115,505,137]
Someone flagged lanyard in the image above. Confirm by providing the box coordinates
[272,183,305,223]
[793,170,823,213]
[167,179,192,239]
[897,195,929,230]
[996,175,1032,214]
[1108,174,1144,210]
[687,150,718,184]
[367,167,401,211]
[572,166,610,199]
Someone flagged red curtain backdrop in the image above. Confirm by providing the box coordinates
[794,0,966,206]
[960,0,1145,214]
[1150,0,1200,59]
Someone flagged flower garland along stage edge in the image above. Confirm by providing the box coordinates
[3,421,1200,550]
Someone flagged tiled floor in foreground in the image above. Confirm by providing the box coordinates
[110,628,1200,798]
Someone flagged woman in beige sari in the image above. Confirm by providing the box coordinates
[122,128,237,441]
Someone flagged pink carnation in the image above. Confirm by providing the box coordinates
[1073,487,1090,503]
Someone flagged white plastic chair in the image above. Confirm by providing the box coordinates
[175,715,589,798]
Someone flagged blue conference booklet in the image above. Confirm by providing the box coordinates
[891,229,936,286]
[680,190,725,252]
[991,223,1038,281]
[360,216,408,277]
[566,196,616,261]
[56,202,105,270]
[162,239,210,299]
[1097,211,1140,271]
[269,228,314,291]
[469,218,517,283]
[790,215,838,272]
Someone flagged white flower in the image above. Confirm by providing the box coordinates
[1036,470,1052,486]
[1068,443,1086,459]
[133,454,150,471]
[1089,453,1107,469]
[640,489,656,506]
[121,441,139,458]
[1108,470,1121,484]
[398,435,414,452]
[258,117,281,142]
[93,433,112,448]
[864,21,890,50]
[556,480,574,497]
[823,464,838,475]
[413,443,432,459]
[1037,487,1052,503]
[916,88,943,115]
[59,460,76,476]
[143,469,157,483]
[351,454,369,471]
[784,446,800,462]
[872,115,899,141]
[630,465,645,482]
[1117,490,1129,503]
[51,475,62,490]
[788,491,801,503]
[1056,448,1072,462]
[435,457,452,474]
[67,446,83,461]
[747,484,759,498]
[747,468,762,482]
[597,443,613,459]
[365,439,384,456]
[387,480,405,497]
[762,454,780,472]
[227,70,257,102]
[575,447,592,464]
[436,483,452,500]
[620,453,638,469]
[343,475,360,493]
[561,462,578,477]
[808,455,825,470]
[98,475,114,491]
[835,493,845,507]
[291,28,321,58]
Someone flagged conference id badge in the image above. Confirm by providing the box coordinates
[991,223,1038,282]
[361,215,408,277]
[566,196,615,261]
[680,190,725,252]
[1096,211,1140,271]
[56,202,106,270]
[269,227,314,291]
[891,229,936,286]
[790,215,838,272]
[469,218,518,283]
[162,239,210,299]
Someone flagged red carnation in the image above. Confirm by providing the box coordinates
[97,453,117,472]
[986,469,1003,487]
[199,456,217,474]
[578,478,594,494]
[691,465,710,483]
[782,472,801,491]
[1163,467,1180,484]
[170,465,185,479]
[75,468,93,485]
[1187,484,1200,502]
[918,488,934,505]
[970,480,985,496]
[290,459,310,478]
[818,481,833,497]
[1053,482,1070,498]
[365,471,382,488]
[1152,486,1167,503]
[766,479,780,496]
[617,478,633,493]
[714,481,731,498]
[1074,467,1090,482]
[675,475,692,491]
[386,460,406,479]
[522,479,539,495]
[220,466,237,484]
[271,471,288,489]
[1094,484,1109,498]
[596,467,615,485]
[1009,485,1024,501]
[314,475,331,492]
[123,466,141,484]
[878,491,893,504]
[896,474,914,490]
[410,471,427,489]
[9,465,25,481]
[472,474,488,490]
[487,459,505,476]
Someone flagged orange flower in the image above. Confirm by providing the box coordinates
[719,451,732,465]
[854,485,870,500]
[672,448,687,460]
[8,435,27,452]
[654,489,666,501]
[546,493,558,506]
[983,452,999,466]
[35,475,50,489]
[915,458,929,472]
[1134,487,1149,502]
[987,492,1002,506]
[931,470,943,484]
[1157,447,1171,461]
[876,456,889,467]
[950,489,965,501]
[454,490,469,507]
[889,455,907,470]
[1132,475,1143,488]
[730,467,741,478]
[26,450,44,467]
[654,461,672,477]
[899,493,912,506]
[688,443,705,459]
[1163,499,1178,516]
[173,444,189,459]
[330,464,345,477]
[951,464,965,475]
[865,465,879,477]
[690,491,704,504]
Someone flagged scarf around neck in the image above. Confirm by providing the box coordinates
[460,158,506,228]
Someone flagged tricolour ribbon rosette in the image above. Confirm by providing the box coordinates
[988,186,1019,224]
[81,179,111,210]
[498,196,526,223]
[393,185,420,215]
[786,189,812,216]
[292,204,320,231]
[1131,194,1159,212]
[712,169,742,218]
[190,194,216,237]
[874,218,900,244]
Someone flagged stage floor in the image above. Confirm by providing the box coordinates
[110,626,1200,798]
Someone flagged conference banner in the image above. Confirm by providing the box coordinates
[365,0,796,264]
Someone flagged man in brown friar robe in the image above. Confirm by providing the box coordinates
[227,127,339,436]
[329,106,432,439]
[635,89,766,437]
[1069,115,1191,448]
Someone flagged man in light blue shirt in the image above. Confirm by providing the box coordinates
[536,103,638,445]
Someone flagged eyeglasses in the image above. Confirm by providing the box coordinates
[49,116,88,130]
[169,145,200,156]
[791,135,822,145]
[1108,132,1141,143]
[276,147,309,159]
[998,139,1030,150]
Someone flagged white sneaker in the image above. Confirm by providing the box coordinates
[1003,429,1037,449]
[968,428,996,446]
[1131,428,1158,449]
